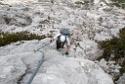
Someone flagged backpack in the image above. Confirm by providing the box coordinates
[57,35,66,43]
[60,29,69,36]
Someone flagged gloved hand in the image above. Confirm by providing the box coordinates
[65,52,69,55]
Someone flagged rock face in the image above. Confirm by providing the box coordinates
[0,52,41,84]
[0,0,125,84]
[0,0,125,59]
[0,38,113,84]
[0,0,38,4]
[117,73,125,84]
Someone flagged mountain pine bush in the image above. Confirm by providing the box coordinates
[111,0,125,9]
[0,31,46,46]
[98,27,125,75]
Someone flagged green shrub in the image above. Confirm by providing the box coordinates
[4,17,11,24]
[98,27,125,75]
[0,31,46,46]
[75,1,84,5]
[111,0,125,3]
[111,0,125,9]
[120,66,125,74]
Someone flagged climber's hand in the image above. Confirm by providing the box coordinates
[50,40,53,43]
[50,38,54,43]
[65,52,69,55]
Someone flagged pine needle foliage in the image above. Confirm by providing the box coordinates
[0,31,46,46]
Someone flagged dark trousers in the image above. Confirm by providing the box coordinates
[56,40,65,49]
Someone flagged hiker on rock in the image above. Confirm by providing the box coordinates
[51,29,70,55]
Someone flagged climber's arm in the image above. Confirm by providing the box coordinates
[51,33,60,42]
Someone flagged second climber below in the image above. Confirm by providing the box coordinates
[51,29,70,55]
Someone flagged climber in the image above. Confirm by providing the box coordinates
[51,29,70,55]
